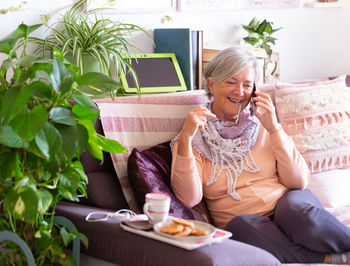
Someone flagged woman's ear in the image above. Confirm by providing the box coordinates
[206,77,214,95]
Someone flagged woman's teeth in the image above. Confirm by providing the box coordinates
[228,97,242,104]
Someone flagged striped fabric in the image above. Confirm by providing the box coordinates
[95,90,209,212]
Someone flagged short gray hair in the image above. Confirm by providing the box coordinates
[203,46,259,91]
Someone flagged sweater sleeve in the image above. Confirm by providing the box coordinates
[269,128,310,189]
[170,141,203,208]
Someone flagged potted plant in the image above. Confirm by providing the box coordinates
[32,0,149,94]
[242,17,282,57]
[0,23,126,265]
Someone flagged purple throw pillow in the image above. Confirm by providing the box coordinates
[127,141,195,219]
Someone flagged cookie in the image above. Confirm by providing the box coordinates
[190,228,209,236]
[160,223,184,234]
[175,226,192,237]
[172,217,195,229]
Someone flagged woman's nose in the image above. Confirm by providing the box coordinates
[238,84,244,96]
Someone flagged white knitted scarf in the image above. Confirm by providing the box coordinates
[171,103,260,200]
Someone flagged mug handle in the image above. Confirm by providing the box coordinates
[143,202,153,221]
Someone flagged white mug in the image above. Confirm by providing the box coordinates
[143,192,170,224]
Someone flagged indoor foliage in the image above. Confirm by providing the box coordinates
[33,0,148,89]
[242,17,282,56]
[0,23,126,265]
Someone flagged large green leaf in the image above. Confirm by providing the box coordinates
[57,170,81,201]
[76,124,88,157]
[243,37,259,45]
[0,23,42,54]
[30,61,52,79]
[0,126,29,148]
[96,134,126,154]
[87,141,103,161]
[60,77,74,94]
[18,55,40,68]
[265,22,273,34]
[58,168,81,189]
[50,107,77,126]
[71,230,88,249]
[0,150,21,180]
[71,160,88,183]
[5,187,39,223]
[0,85,32,124]
[37,189,53,215]
[72,104,98,122]
[75,72,120,96]
[1,58,16,70]
[56,124,78,162]
[0,37,16,55]
[35,122,62,159]
[71,93,97,109]
[29,80,52,99]
[242,25,255,34]
[52,47,65,62]
[10,106,47,141]
[78,119,103,160]
[257,20,267,34]
[15,176,32,190]
[60,227,74,246]
[51,56,69,93]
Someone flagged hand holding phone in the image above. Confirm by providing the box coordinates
[249,83,257,116]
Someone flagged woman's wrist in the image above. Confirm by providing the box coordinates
[177,134,193,157]
[268,123,283,135]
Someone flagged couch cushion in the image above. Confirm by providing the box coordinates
[56,201,281,266]
[128,141,213,223]
[275,75,350,173]
[95,91,209,212]
[308,168,350,210]
[85,171,128,210]
[79,117,128,210]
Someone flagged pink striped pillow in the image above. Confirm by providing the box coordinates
[275,75,350,173]
[95,91,209,212]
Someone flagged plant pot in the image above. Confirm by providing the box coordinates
[65,53,101,74]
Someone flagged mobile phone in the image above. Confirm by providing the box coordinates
[249,84,257,116]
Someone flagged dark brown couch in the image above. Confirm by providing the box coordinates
[55,118,281,266]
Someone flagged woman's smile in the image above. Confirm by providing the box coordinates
[209,66,255,122]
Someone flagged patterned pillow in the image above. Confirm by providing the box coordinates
[95,91,209,212]
[275,75,350,173]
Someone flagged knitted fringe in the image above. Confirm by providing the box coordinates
[309,154,350,173]
[288,110,350,132]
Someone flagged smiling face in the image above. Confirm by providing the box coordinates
[208,66,255,122]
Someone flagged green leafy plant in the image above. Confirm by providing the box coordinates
[32,0,149,95]
[242,17,282,57]
[0,23,126,265]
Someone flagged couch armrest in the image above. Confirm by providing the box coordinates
[56,201,280,266]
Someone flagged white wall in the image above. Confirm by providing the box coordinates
[1,0,350,81]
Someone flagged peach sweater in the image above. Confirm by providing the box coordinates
[171,125,310,229]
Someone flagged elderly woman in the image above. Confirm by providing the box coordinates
[170,46,350,264]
